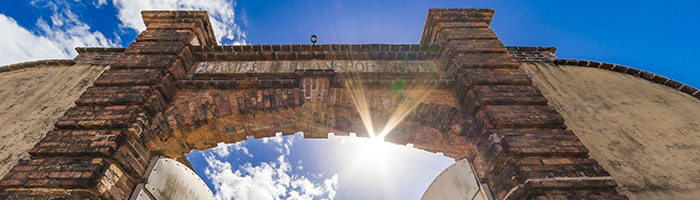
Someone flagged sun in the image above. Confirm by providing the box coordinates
[356,137,392,161]
[339,134,405,176]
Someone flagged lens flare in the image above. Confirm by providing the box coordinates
[377,86,434,139]
[345,79,376,138]
[344,73,437,140]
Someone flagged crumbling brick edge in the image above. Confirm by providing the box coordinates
[0,59,76,73]
[505,46,699,101]
[552,58,700,100]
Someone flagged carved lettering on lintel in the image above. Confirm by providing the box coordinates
[194,61,437,74]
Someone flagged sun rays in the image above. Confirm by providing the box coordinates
[344,73,438,141]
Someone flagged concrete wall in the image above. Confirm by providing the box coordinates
[521,62,700,200]
[0,64,107,178]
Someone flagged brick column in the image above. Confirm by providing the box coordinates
[423,9,628,199]
[0,11,211,199]
[296,69,335,138]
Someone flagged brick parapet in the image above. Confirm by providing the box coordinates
[506,47,697,101]
[190,44,443,61]
[553,59,700,100]
[0,59,75,73]
[506,46,558,62]
[506,46,557,54]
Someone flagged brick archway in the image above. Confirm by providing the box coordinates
[0,9,627,200]
[142,86,469,159]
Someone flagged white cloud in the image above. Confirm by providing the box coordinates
[264,133,295,155]
[324,175,339,199]
[284,134,294,154]
[0,14,68,65]
[213,142,253,158]
[262,135,284,144]
[111,0,247,45]
[93,0,107,8]
[289,174,338,200]
[203,153,338,200]
[37,1,118,54]
[0,0,118,66]
[212,142,231,157]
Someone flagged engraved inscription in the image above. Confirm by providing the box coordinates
[194,61,437,74]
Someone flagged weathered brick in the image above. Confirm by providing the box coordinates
[475,105,567,129]
[29,132,121,157]
[462,85,548,115]
[56,106,143,129]
[454,68,533,99]
[94,69,176,101]
[135,29,195,43]
[125,41,187,55]
[436,28,498,41]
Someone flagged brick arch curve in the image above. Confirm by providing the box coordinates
[142,86,470,159]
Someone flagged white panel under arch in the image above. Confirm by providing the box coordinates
[421,158,494,200]
[130,156,216,200]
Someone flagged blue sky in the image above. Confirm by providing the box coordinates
[1,0,697,86]
[1,0,699,199]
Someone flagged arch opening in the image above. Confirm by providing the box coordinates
[184,131,458,200]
